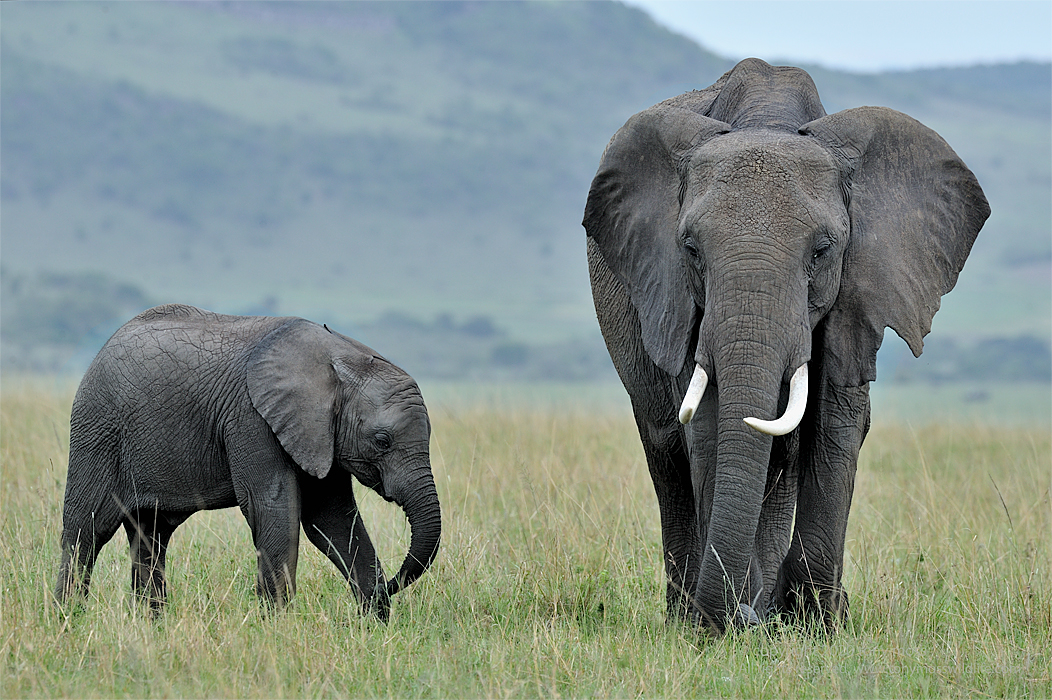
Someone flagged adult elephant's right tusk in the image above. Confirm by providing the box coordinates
[744,363,808,436]
[678,364,709,424]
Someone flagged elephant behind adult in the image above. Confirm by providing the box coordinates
[584,59,989,632]
[54,304,441,620]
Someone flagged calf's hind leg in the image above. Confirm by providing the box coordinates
[54,493,125,606]
[124,507,190,614]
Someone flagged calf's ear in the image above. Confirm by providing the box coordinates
[248,320,342,479]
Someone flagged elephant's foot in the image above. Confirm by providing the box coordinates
[52,577,88,616]
[254,549,297,608]
[680,596,764,635]
[131,563,168,617]
[53,568,80,608]
[365,586,392,623]
[664,575,702,624]
[772,579,849,632]
[53,553,95,613]
[130,587,168,618]
[772,552,851,632]
[735,602,761,627]
[130,590,167,618]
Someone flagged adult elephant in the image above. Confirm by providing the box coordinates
[54,304,441,621]
[584,59,989,633]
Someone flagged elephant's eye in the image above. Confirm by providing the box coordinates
[683,237,700,259]
[812,243,832,261]
[374,432,392,451]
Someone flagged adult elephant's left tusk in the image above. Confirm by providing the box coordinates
[744,364,808,436]
[678,364,709,424]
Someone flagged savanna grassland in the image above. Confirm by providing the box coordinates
[2,383,1049,698]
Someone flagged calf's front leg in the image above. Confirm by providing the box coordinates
[300,468,390,621]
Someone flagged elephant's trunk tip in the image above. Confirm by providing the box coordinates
[385,534,440,597]
[679,364,709,424]
[385,487,441,599]
[743,363,808,436]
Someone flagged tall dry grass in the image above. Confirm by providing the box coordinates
[1,383,1049,697]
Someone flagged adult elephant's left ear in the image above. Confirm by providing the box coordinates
[583,105,731,376]
[248,320,339,479]
[800,107,991,387]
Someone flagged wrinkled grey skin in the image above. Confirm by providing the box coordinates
[54,304,441,621]
[584,59,989,633]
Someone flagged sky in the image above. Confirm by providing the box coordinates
[621,0,1052,73]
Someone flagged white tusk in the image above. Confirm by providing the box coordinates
[743,363,808,436]
[678,364,709,424]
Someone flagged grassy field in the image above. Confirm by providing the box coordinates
[2,382,1049,698]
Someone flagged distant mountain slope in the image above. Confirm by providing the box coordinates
[1,1,1048,378]
[1,1,729,340]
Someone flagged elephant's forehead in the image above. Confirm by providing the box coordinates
[685,132,843,231]
[364,375,430,428]
[691,131,838,190]
[360,373,422,408]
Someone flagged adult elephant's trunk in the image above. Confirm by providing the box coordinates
[385,465,442,597]
[685,271,811,631]
[744,364,808,436]
[692,353,784,630]
[681,360,808,437]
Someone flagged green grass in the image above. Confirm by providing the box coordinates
[2,383,1049,698]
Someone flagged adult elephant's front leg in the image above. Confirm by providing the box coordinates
[638,413,699,622]
[300,468,389,621]
[774,373,870,630]
[754,431,799,612]
[683,382,718,618]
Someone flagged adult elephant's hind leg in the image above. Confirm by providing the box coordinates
[124,506,189,614]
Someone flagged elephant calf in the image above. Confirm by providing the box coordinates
[54,304,441,620]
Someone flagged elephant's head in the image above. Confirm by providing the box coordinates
[246,320,441,601]
[584,58,989,628]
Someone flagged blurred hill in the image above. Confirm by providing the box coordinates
[1,1,1049,382]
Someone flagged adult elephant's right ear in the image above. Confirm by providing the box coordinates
[583,106,731,376]
[800,107,990,387]
[248,320,340,479]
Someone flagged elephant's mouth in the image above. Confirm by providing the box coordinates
[679,362,809,436]
[348,462,391,500]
